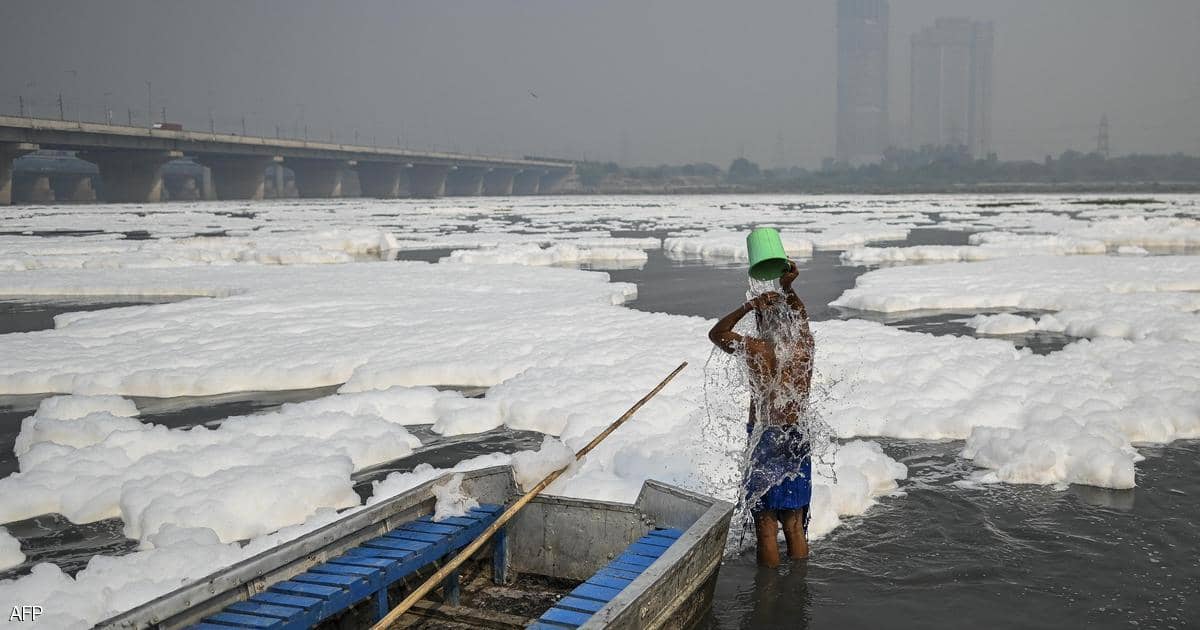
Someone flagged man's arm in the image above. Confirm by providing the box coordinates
[709,293,780,353]
[709,301,753,354]
[779,260,810,320]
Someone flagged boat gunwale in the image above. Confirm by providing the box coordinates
[579,480,734,629]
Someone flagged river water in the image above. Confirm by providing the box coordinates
[1,223,1196,628]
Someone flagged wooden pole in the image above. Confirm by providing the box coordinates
[369,361,688,630]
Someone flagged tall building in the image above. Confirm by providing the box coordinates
[836,0,890,165]
[910,18,994,157]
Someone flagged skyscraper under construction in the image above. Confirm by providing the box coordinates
[910,18,995,158]
[836,0,890,165]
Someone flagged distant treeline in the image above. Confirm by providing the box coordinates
[573,146,1200,194]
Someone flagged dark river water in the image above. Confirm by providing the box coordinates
[1,226,1195,628]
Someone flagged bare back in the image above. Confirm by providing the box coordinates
[743,319,814,427]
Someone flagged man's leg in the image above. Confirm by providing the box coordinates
[779,508,809,560]
[754,510,781,567]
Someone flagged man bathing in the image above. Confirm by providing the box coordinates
[708,260,815,567]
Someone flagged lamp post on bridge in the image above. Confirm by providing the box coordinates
[21,81,36,118]
[207,89,216,134]
[66,69,79,124]
[145,81,152,129]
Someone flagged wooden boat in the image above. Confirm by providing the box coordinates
[97,465,734,629]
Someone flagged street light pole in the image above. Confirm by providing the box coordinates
[67,69,79,123]
[145,81,152,129]
[23,81,35,118]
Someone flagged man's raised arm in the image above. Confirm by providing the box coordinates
[709,293,779,353]
[780,260,810,320]
[709,301,753,354]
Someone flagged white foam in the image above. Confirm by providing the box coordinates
[842,233,1107,264]
[826,255,1200,487]
[431,473,480,522]
[807,440,908,538]
[0,527,23,571]
[511,436,576,490]
[1064,216,1200,248]
[663,231,814,261]
[1,390,424,541]
[442,243,647,269]
[965,313,1038,335]
[0,229,398,272]
[962,420,1140,488]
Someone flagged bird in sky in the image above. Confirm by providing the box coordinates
[528,90,539,99]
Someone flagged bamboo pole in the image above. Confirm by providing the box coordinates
[369,361,688,629]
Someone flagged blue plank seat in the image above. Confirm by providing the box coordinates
[528,527,684,629]
[188,504,505,630]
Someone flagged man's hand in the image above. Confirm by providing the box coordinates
[749,291,782,311]
[780,259,799,290]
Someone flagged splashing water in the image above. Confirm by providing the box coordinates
[699,277,838,553]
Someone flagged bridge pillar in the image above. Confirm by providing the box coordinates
[79,150,181,203]
[51,175,96,203]
[409,164,450,198]
[482,168,516,196]
[14,174,55,203]
[163,174,201,201]
[198,155,280,200]
[513,170,543,195]
[271,164,286,198]
[357,162,407,198]
[289,159,354,198]
[0,143,38,205]
[539,170,571,194]
[446,166,487,196]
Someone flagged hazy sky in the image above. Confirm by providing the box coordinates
[2,1,1198,167]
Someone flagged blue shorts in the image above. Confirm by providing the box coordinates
[745,425,812,513]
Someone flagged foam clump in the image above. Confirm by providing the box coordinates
[367,454,514,506]
[832,255,1200,317]
[808,226,912,250]
[13,394,142,459]
[842,233,1106,264]
[0,263,636,397]
[663,231,814,261]
[442,243,647,269]
[0,390,424,542]
[431,473,481,522]
[0,229,398,272]
[808,440,909,539]
[963,420,1139,488]
[0,527,24,571]
[965,313,1038,335]
[511,436,576,490]
[1065,216,1200,248]
[431,397,504,435]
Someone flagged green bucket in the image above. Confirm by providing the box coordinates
[746,227,789,281]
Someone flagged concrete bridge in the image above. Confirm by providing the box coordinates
[0,115,574,204]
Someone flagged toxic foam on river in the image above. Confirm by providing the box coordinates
[3,194,1200,627]
[0,259,906,628]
